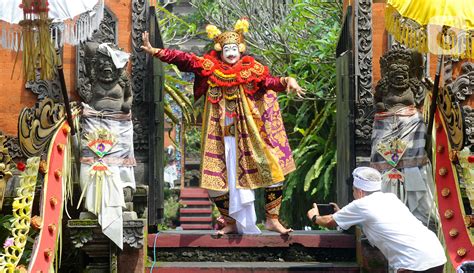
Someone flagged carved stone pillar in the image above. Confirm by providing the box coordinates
[354,0,374,160]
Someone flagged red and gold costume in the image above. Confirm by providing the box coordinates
[155,49,295,191]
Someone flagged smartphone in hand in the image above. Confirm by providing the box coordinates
[317,204,335,215]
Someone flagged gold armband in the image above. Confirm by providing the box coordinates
[280,77,289,86]
[152,48,162,57]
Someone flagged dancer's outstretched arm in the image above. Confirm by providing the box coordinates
[141,31,202,74]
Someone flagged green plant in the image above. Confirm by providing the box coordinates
[162,191,182,229]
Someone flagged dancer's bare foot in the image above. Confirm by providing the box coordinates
[215,222,238,235]
[265,218,293,235]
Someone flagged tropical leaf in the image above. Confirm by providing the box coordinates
[303,151,334,192]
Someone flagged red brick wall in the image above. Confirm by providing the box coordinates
[372,3,440,85]
[0,0,134,136]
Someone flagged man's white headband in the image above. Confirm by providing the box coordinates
[352,167,382,192]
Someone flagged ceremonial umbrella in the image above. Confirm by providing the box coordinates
[0,0,104,135]
[385,0,474,144]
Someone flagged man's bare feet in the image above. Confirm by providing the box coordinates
[216,222,238,235]
[265,218,293,235]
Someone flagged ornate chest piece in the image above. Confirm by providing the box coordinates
[224,86,239,116]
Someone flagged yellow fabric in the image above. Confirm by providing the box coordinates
[386,0,474,58]
[387,0,474,29]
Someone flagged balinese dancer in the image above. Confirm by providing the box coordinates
[371,49,436,227]
[141,19,303,234]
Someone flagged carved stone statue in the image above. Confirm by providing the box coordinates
[78,42,136,249]
[80,42,132,113]
[408,51,431,107]
[90,49,132,112]
[374,50,415,112]
[371,49,436,228]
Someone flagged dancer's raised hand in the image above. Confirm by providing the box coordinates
[141,31,159,55]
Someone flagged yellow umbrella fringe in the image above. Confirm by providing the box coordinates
[385,4,474,59]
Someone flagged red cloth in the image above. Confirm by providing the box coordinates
[156,48,285,99]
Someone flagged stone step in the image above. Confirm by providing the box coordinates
[149,230,354,249]
[181,208,213,214]
[181,187,210,198]
[146,262,360,273]
[181,200,212,206]
[180,188,213,230]
[147,230,356,263]
[181,224,213,230]
[180,216,213,222]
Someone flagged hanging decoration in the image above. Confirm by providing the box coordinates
[0,157,40,272]
[0,0,104,80]
[19,0,57,81]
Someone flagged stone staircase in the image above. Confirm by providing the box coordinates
[146,230,359,272]
[179,187,213,230]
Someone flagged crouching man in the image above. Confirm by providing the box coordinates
[307,167,446,273]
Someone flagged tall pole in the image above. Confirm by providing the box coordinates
[426,54,443,156]
[56,48,76,136]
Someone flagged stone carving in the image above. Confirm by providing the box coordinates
[355,0,373,104]
[70,228,94,248]
[123,220,145,249]
[441,57,467,150]
[4,136,23,160]
[354,0,374,153]
[18,98,68,157]
[77,7,118,103]
[131,0,149,153]
[68,219,145,249]
[68,220,117,272]
[78,42,136,249]
[440,85,465,151]
[131,0,147,105]
[450,62,474,102]
[82,42,132,112]
[25,70,61,101]
[408,51,431,107]
[464,106,474,146]
[370,48,434,227]
[374,49,414,112]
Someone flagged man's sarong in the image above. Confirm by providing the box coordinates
[370,106,437,226]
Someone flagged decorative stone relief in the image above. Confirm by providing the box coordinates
[4,135,23,160]
[354,0,374,153]
[451,62,474,102]
[123,220,145,249]
[464,106,474,146]
[18,98,66,157]
[25,70,61,101]
[131,0,150,153]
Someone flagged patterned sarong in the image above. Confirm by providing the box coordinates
[200,88,295,191]
[370,106,428,171]
[370,106,437,226]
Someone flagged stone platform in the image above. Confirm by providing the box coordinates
[146,230,358,272]
[146,262,360,273]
